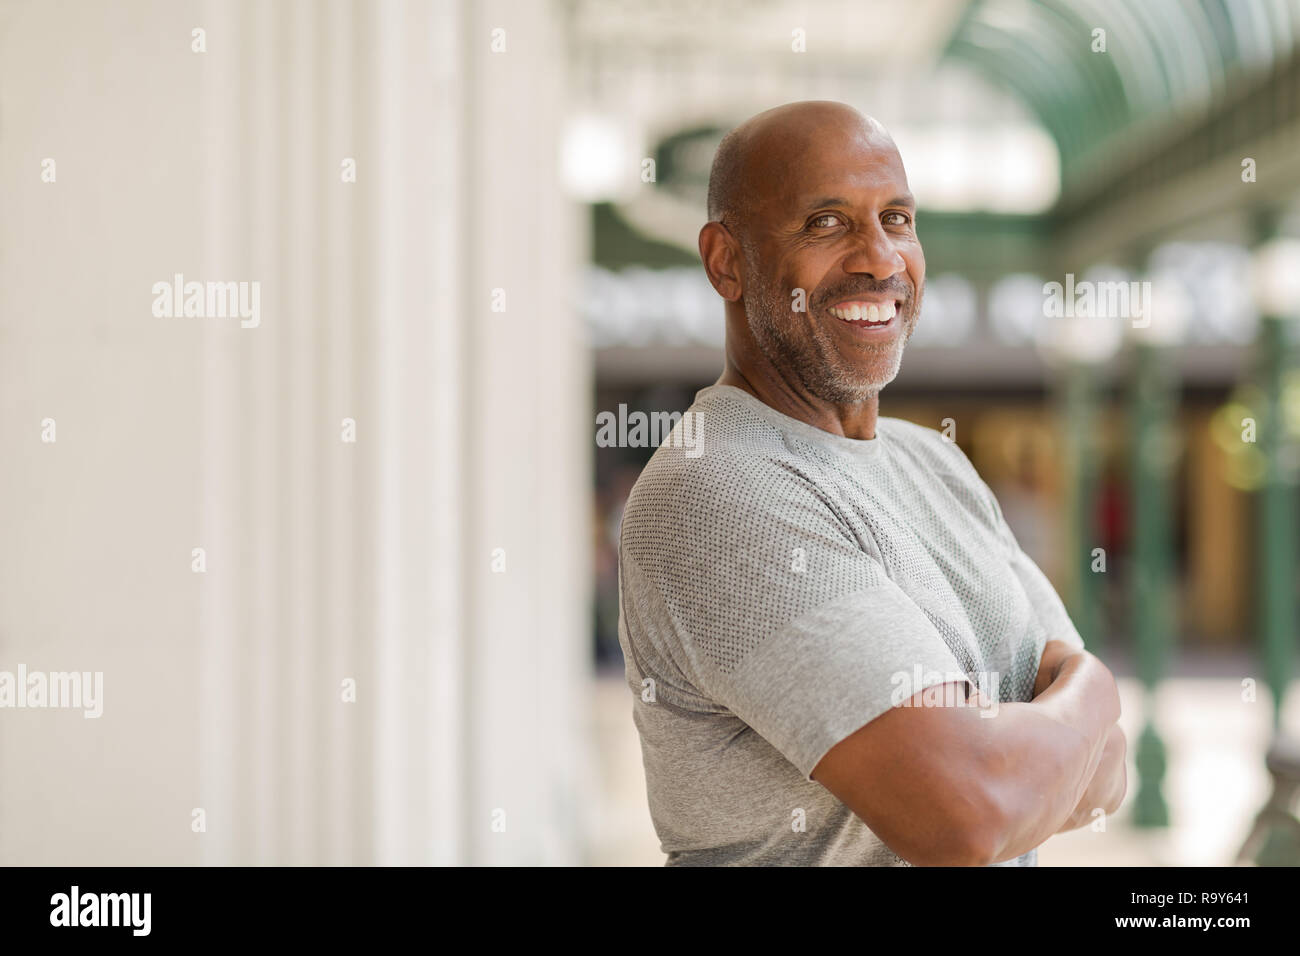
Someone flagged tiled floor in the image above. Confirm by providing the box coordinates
[587,670,1300,866]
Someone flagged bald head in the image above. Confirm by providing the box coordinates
[699,99,924,418]
[706,101,894,240]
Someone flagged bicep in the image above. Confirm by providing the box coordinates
[811,681,1003,866]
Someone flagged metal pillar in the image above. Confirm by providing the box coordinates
[1064,362,1100,652]
[1130,341,1176,827]
[1255,314,1297,731]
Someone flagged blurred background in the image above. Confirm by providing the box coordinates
[2,0,1299,866]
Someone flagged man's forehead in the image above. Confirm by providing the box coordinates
[760,141,911,217]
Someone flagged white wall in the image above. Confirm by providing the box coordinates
[0,0,591,865]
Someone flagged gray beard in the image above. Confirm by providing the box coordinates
[742,262,921,406]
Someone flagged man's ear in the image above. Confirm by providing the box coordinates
[698,221,743,302]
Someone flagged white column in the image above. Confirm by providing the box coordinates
[2,0,589,866]
[459,0,593,866]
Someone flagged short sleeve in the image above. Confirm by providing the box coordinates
[618,448,976,781]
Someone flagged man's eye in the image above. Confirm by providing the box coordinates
[883,211,912,226]
[809,214,843,229]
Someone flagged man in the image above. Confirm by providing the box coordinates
[616,101,1126,866]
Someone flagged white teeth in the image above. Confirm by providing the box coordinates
[830,301,896,324]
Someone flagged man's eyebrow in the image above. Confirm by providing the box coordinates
[800,196,850,213]
[797,192,916,215]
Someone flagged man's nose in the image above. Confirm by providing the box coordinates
[841,225,906,280]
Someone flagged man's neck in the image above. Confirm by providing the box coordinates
[717,353,882,441]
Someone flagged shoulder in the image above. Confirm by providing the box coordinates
[619,390,841,561]
[878,415,1003,531]
[877,416,956,458]
[878,416,980,478]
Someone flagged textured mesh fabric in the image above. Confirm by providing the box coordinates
[617,383,1084,866]
[621,408,888,675]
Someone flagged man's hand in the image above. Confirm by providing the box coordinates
[1033,641,1127,832]
[1033,639,1080,698]
[1056,723,1127,832]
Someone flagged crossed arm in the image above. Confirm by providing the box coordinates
[1033,640,1128,836]
[811,639,1127,866]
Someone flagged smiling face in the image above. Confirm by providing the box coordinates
[729,108,925,405]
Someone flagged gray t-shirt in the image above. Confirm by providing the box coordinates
[616,384,1084,866]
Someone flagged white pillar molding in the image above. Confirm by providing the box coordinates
[192,0,589,865]
[1,0,588,867]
